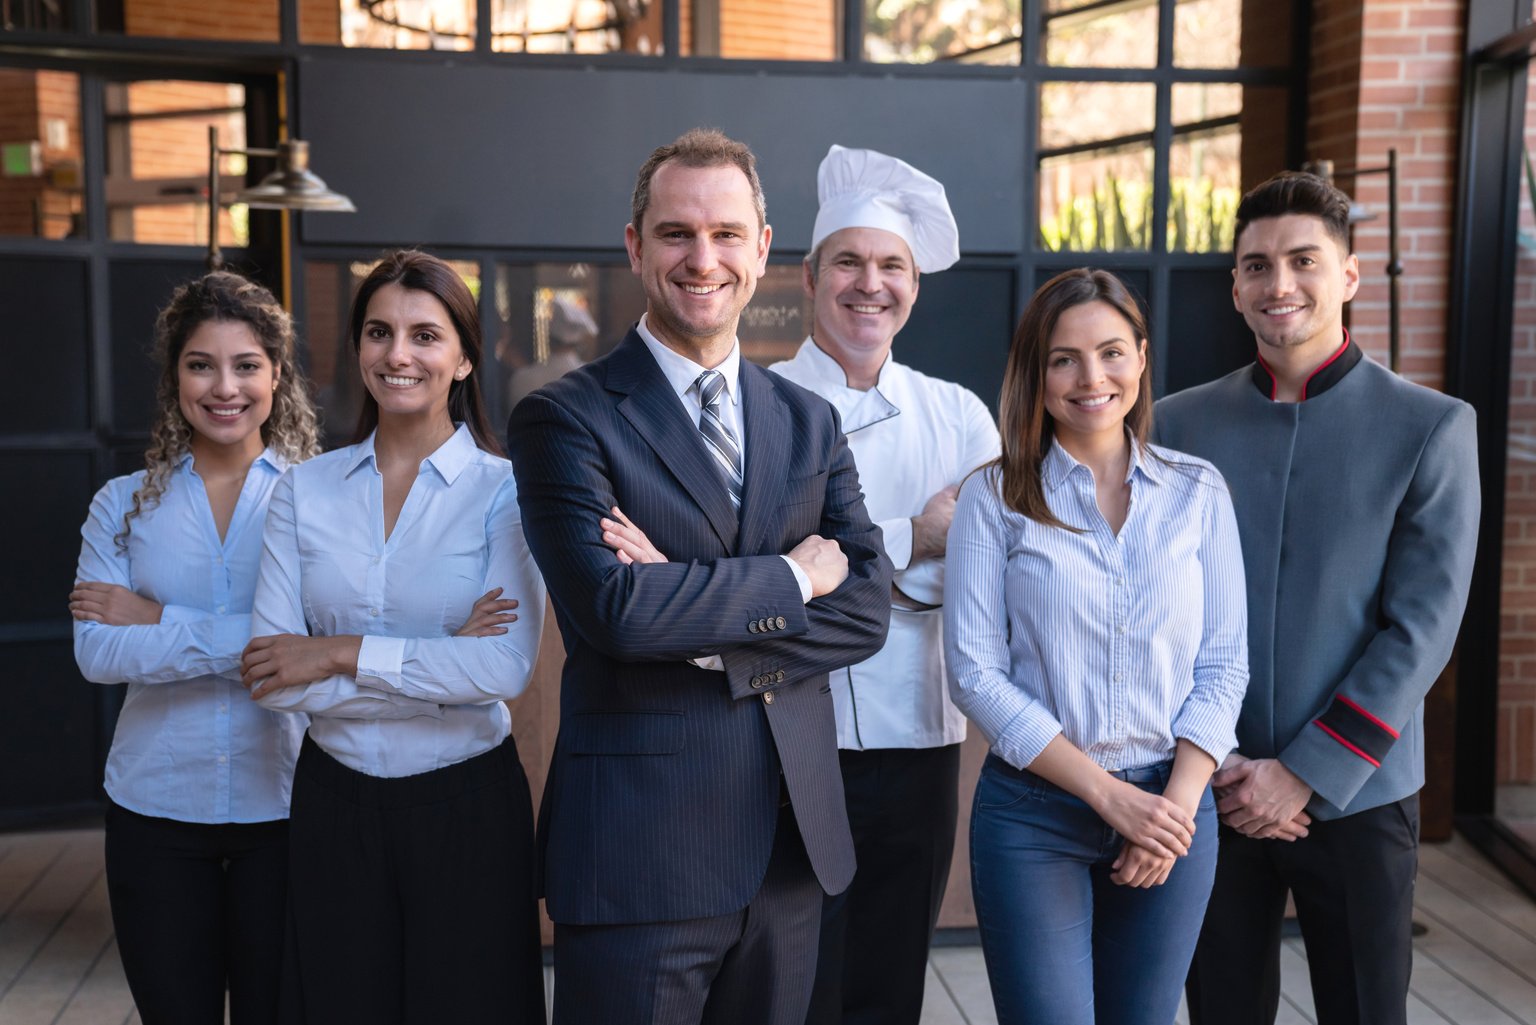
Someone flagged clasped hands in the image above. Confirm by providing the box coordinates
[601,506,848,597]
[238,587,520,700]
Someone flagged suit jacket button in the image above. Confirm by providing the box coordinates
[750,676,762,688]
[775,670,785,683]
[763,691,775,705]
[775,616,786,630]
[748,621,759,633]
[758,618,769,633]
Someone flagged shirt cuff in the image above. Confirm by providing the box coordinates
[689,655,726,671]
[879,516,914,572]
[780,555,813,603]
[355,634,407,691]
[989,706,1065,771]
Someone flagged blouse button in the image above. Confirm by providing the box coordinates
[369,607,381,617]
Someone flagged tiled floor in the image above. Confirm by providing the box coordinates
[1,828,1532,1024]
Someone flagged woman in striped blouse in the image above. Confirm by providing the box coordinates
[944,268,1249,1025]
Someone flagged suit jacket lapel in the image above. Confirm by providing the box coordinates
[737,363,790,556]
[608,331,739,552]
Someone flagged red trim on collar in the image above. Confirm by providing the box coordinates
[1299,332,1352,401]
[1254,351,1279,400]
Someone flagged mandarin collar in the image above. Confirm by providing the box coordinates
[1250,331,1363,401]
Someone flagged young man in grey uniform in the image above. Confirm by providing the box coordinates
[1155,171,1480,1025]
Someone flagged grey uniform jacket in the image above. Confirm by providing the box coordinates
[1154,344,1479,818]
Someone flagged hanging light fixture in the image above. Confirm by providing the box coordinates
[206,126,355,271]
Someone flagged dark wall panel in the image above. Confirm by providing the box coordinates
[109,259,207,437]
[0,641,103,823]
[296,57,1027,255]
[898,267,1016,416]
[1163,267,1254,396]
[0,256,89,435]
[2,450,95,625]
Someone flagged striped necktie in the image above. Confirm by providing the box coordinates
[695,370,743,510]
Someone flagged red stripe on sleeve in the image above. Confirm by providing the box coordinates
[1335,694,1401,739]
[1313,720,1383,768]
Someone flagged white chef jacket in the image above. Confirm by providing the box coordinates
[771,338,1000,749]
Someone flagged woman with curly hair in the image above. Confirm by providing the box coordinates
[70,271,321,1024]
[242,250,546,1024]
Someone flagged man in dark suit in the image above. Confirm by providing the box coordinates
[507,128,891,1025]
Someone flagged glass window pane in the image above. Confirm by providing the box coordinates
[683,0,840,60]
[492,0,661,54]
[1038,82,1154,252]
[864,0,1021,65]
[1167,84,1289,252]
[96,0,280,41]
[3,1,72,31]
[1175,0,1290,69]
[305,256,482,446]
[299,0,476,50]
[104,80,248,248]
[0,69,85,240]
[1042,0,1156,69]
[1172,0,1236,68]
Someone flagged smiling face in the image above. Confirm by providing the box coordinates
[1043,300,1147,451]
[804,226,919,375]
[624,160,771,365]
[177,319,277,458]
[357,282,470,432]
[1233,212,1360,362]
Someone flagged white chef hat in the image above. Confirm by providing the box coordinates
[810,144,960,273]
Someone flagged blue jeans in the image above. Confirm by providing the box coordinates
[970,753,1218,1025]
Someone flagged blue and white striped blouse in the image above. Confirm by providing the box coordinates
[944,439,1248,772]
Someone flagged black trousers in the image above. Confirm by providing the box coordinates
[1185,795,1420,1025]
[104,800,288,1025]
[553,797,824,1025]
[281,733,544,1025]
[804,743,961,1025]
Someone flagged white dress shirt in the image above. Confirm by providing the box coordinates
[635,316,813,617]
[944,440,1248,772]
[771,339,1001,748]
[250,424,545,778]
[74,451,304,823]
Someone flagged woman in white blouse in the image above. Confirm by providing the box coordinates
[944,268,1248,1025]
[241,251,546,1023]
[71,272,320,1024]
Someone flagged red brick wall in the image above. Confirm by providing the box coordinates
[119,81,245,247]
[681,0,838,58]
[125,0,279,41]
[1499,74,1536,788]
[0,70,81,239]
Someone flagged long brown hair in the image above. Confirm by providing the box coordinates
[347,250,502,455]
[992,268,1152,530]
[118,271,321,550]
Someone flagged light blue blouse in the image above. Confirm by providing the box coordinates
[250,424,546,778]
[73,450,304,824]
[944,440,1248,773]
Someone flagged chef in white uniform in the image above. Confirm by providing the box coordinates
[771,145,1000,1025]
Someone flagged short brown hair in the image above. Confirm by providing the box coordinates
[1234,171,1352,255]
[630,127,766,233]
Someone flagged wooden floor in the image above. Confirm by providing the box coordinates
[1,829,1532,1025]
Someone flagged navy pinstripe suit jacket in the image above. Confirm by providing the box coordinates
[507,330,892,926]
